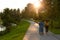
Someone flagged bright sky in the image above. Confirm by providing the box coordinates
[0,0,43,12]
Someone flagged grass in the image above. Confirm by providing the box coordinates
[0,20,30,40]
[49,20,60,34]
[49,27,60,34]
[52,29,60,34]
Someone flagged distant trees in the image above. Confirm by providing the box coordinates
[38,0,60,20]
[0,8,21,31]
[45,0,60,21]
[21,3,37,20]
[0,3,38,30]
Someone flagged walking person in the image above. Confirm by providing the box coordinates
[39,20,44,35]
[44,20,49,34]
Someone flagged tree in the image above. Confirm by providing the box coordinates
[21,3,37,19]
[1,8,21,31]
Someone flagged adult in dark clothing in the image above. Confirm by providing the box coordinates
[39,20,44,35]
[45,20,49,34]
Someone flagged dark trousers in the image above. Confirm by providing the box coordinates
[39,27,43,32]
[45,26,49,32]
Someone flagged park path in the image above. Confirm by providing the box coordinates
[23,21,59,40]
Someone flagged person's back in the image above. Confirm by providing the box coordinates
[39,22,44,28]
[39,21,44,34]
[45,21,49,27]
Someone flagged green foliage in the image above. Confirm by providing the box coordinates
[1,8,21,26]
[1,8,11,27]
[21,3,37,19]
[0,20,30,40]
[0,8,21,32]
[0,30,7,36]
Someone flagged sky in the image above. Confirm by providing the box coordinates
[0,0,43,12]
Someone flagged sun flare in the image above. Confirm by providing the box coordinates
[32,1,40,9]
[30,0,43,13]
[0,0,43,12]
[30,0,42,10]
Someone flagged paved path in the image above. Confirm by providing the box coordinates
[23,21,59,40]
[54,35,60,40]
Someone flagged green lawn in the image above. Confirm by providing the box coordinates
[49,20,60,34]
[0,20,30,40]
[49,25,60,34]
[49,28,60,34]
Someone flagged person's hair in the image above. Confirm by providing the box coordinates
[45,19,49,22]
